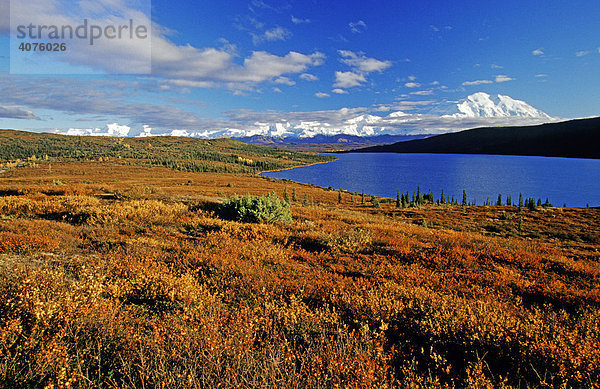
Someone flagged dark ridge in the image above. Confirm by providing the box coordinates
[345,117,600,159]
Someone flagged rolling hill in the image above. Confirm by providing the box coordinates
[350,117,600,159]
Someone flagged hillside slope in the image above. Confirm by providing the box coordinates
[0,129,334,174]
[351,117,600,159]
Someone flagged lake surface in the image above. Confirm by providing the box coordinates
[263,153,600,207]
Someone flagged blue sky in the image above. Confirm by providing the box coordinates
[0,0,599,136]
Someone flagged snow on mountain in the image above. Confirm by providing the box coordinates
[54,93,555,139]
[449,92,552,119]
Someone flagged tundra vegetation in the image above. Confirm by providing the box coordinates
[0,132,599,388]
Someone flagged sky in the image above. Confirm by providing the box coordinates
[0,0,599,137]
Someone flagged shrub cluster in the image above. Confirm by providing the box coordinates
[218,193,292,224]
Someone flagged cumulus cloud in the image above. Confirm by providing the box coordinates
[339,50,392,73]
[405,82,421,88]
[495,75,514,83]
[532,48,544,56]
[463,80,488,86]
[315,92,330,98]
[252,26,292,44]
[349,20,367,33]
[156,49,325,90]
[7,1,323,91]
[332,51,391,89]
[300,73,318,81]
[333,71,366,88]
[576,50,590,57]
[274,76,296,86]
[332,88,348,94]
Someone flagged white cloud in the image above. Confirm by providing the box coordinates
[300,73,318,81]
[339,50,392,73]
[333,71,366,88]
[410,90,434,96]
[0,105,40,119]
[408,75,417,81]
[430,81,440,86]
[349,20,367,33]
[273,87,283,93]
[291,16,310,24]
[495,75,514,83]
[405,82,421,88]
[491,64,503,69]
[532,48,544,56]
[274,76,296,86]
[576,50,590,57]
[462,80,493,86]
[252,26,292,44]
[332,88,348,94]
[535,74,548,78]
[7,1,322,91]
[315,92,330,98]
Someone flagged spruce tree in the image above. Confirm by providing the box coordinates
[462,190,467,206]
[518,193,523,208]
[283,187,290,203]
[361,190,365,205]
[497,194,503,206]
[338,188,342,204]
[440,189,446,204]
[292,188,297,202]
[396,190,401,208]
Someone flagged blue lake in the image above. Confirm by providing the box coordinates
[263,153,600,207]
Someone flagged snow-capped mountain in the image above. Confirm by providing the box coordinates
[54,93,555,139]
[450,92,552,119]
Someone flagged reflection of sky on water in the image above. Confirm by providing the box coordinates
[264,153,600,207]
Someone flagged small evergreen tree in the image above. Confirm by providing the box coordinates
[396,190,401,208]
[361,190,365,205]
[283,187,290,203]
[440,189,446,204]
[338,187,342,204]
[462,190,467,206]
[518,193,523,208]
[497,194,503,206]
[292,188,297,202]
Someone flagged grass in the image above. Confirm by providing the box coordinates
[0,159,599,388]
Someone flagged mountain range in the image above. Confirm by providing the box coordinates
[55,92,556,140]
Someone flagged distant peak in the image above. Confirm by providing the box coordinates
[451,92,552,119]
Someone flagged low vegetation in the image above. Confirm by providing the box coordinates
[0,153,599,387]
[219,193,292,224]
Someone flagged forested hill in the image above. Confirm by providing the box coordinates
[0,129,334,174]
[349,117,600,159]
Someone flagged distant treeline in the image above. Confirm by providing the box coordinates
[334,185,559,210]
[0,130,335,174]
